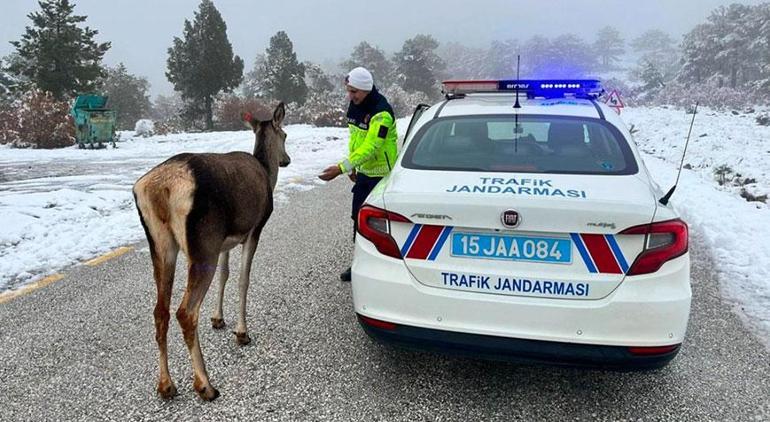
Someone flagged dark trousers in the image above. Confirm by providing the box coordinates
[351,173,382,238]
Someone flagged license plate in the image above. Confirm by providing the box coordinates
[451,233,571,264]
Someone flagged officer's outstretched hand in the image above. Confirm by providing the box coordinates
[318,165,342,181]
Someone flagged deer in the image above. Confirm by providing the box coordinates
[132,103,290,401]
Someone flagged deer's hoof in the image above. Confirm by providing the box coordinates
[234,331,251,346]
[211,317,225,329]
[196,385,220,402]
[157,380,177,399]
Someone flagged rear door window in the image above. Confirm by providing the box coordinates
[403,115,638,175]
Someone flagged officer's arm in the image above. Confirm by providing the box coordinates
[338,112,394,173]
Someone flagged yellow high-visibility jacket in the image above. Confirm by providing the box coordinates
[338,87,398,178]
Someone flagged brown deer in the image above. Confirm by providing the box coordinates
[132,103,290,401]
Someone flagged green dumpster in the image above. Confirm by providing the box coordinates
[70,94,117,149]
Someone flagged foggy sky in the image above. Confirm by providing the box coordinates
[1,0,765,96]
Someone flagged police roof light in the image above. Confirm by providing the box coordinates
[442,79,604,99]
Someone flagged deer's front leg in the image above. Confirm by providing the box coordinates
[211,251,229,329]
[234,230,260,345]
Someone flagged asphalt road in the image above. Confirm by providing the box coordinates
[0,179,768,421]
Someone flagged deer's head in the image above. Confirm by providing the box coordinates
[244,102,291,170]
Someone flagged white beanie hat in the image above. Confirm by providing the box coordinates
[346,67,374,91]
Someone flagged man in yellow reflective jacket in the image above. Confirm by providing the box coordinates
[319,67,398,281]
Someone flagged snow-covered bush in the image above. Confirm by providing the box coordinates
[134,119,154,137]
[713,164,734,186]
[289,90,346,127]
[0,89,74,148]
[381,84,430,119]
[647,81,754,110]
[0,103,20,144]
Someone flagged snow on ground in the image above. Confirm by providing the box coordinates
[0,125,349,290]
[0,110,769,346]
[623,107,770,346]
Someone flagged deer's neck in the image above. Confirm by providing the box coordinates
[254,130,279,190]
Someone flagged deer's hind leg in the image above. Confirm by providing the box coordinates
[177,252,220,401]
[147,226,179,399]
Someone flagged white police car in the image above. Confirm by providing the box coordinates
[351,79,691,368]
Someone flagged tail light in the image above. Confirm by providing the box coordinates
[628,344,680,356]
[357,205,411,259]
[357,314,397,331]
[620,219,688,275]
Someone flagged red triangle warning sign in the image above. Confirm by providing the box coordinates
[604,90,625,114]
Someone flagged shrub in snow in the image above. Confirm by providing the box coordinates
[153,120,184,136]
[740,189,768,204]
[381,84,430,119]
[289,90,346,127]
[0,89,74,148]
[713,164,734,186]
[756,114,770,126]
[214,95,271,131]
[651,81,754,110]
[134,119,155,137]
[0,102,20,144]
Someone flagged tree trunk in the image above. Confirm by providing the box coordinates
[730,65,738,89]
[205,95,213,131]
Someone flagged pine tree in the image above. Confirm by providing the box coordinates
[484,39,520,79]
[678,24,712,84]
[262,31,308,105]
[0,56,21,105]
[151,93,184,123]
[166,0,243,130]
[748,3,770,90]
[639,60,665,91]
[437,42,488,79]
[100,63,152,130]
[341,42,394,88]
[593,26,625,68]
[393,34,446,100]
[304,62,334,92]
[536,34,597,78]
[9,0,110,100]
[630,30,677,57]
[520,36,551,77]
[628,30,680,88]
[242,54,267,99]
[717,4,753,89]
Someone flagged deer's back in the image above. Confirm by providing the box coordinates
[134,151,272,259]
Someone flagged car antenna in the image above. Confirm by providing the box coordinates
[659,102,698,205]
[513,55,522,109]
[513,55,521,153]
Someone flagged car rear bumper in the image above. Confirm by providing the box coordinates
[358,314,680,369]
[352,237,691,366]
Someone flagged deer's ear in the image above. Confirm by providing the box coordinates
[272,102,285,127]
[242,112,257,130]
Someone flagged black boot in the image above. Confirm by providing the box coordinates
[339,267,352,282]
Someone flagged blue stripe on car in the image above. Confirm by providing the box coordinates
[428,226,454,261]
[400,224,422,257]
[605,234,629,274]
[571,233,598,273]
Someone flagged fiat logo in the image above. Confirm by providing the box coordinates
[501,210,521,228]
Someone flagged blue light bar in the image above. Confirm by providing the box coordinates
[442,79,604,99]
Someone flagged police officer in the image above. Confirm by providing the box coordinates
[318,67,398,282]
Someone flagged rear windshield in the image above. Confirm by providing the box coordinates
[402,115,638,175]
